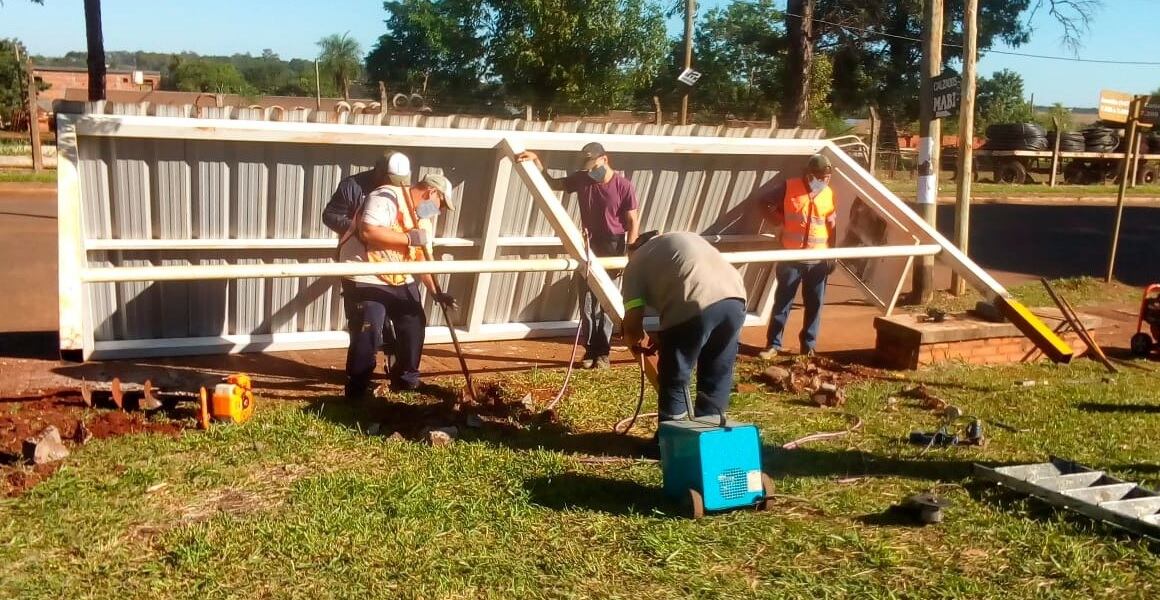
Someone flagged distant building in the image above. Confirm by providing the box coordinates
[33,66,161,102]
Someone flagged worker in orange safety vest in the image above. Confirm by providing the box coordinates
[755,153,837,359]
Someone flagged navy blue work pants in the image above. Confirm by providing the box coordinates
[655,298,746,421]
[343,280,426,390]
[766,261,829,354]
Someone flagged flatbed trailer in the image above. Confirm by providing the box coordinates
[970,148,1160,185]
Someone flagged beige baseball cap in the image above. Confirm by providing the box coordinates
[383,151,411,186]
[421,173,454,210]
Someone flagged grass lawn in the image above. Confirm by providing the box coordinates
[0,169,57,184]
[882,177,1160,199]
[910,276,1141,315]
[2,354,1158,598]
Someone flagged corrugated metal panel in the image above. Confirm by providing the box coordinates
[69,115,833,356]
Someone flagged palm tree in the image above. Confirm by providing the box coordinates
[317,33,361,101]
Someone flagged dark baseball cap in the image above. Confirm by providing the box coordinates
[580,142,607,168]
[806,153,832,175]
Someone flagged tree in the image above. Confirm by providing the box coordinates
[648,0,784,121]
[487,0,668,115]
[816,0,1100,123]
[170,58,254,95]
[84,0,105,100]
[781,0,814,127]
[0,39,29,129]
[317,33,361,101]
[976,69,1033,130]
[1040,101,1073,131]
[365,0,491,105]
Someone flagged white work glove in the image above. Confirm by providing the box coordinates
[405,228,429,247]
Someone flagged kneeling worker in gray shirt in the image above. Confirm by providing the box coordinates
[621,231,748,422]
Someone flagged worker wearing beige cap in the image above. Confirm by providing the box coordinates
[336,154,456,398]
[755,153,837,359]
[516,142,641,369]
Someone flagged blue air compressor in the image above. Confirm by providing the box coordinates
[657,415,775,518]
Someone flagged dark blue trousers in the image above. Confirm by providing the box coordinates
[343,280,426,392]
[656,298,746,421]
[766,261,829,353]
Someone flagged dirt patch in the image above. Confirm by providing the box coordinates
[361,378,551,440]
[754,356,882,394]
[1,392,185,496]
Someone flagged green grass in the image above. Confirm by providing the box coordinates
[882,175,1160,199]
[2,356,1159,598]
[912,276,1140,315]
[0,169,56,184]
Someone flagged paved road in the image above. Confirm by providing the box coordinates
[934,204,1160,286]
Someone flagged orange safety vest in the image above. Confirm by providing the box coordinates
[780,178,835,250]
[338,185,429,286]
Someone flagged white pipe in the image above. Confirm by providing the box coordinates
[80,245,941,283]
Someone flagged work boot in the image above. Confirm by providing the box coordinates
[344,378,371,401]
[593,355,611,370]
[579,355,596,369]
[757,347,782,360]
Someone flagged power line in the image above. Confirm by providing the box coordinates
[780,11,1160,66]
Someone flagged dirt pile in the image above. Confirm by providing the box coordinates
[1,392,184,496]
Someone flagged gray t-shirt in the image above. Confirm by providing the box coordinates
[621,232,748,330]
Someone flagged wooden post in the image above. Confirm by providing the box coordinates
[914,0,943,303]
[526,104,533,121]
[26,60,43,172]
[313,60,322,110]
[1106,96,1146,283]
[653,96,663,125]
[868,106,880,175]
[680,0,695,126]
[951,0,978,296]
[1128,130,1142,188]
[1048,116,1062,188]
[379,81,388,115]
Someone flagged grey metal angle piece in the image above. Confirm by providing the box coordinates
[974,456,1160,541]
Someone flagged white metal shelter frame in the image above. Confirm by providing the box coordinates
[57,114,1026,360]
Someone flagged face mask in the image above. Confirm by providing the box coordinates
[588,165,609,182]
[416,199,441,219]
[808,177,826,196]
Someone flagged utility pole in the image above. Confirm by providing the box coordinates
[680,0,695,126]
[84,0,106,101]
[951,0,978,296]
[914,0,943,303]
[26,59,43,172]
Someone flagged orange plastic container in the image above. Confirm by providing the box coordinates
[210,373,255,424]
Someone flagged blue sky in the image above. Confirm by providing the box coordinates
[2,0,1158,108]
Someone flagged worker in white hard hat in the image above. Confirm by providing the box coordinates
[335,153,455,398]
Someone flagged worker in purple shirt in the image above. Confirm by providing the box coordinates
[517,142,641,368]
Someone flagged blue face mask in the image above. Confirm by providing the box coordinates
[808,177,827,196]
[588,165,609,182]
[416,199,441,219]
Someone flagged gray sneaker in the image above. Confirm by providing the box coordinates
[757,347,781,360]
[593,356,611,369]
[579,357,596,369]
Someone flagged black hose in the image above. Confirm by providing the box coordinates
[984,123,1048,151]
[1083,126,1122,153]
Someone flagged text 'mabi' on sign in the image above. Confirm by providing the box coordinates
[1098,89,1132,124]
[931,71,961,119]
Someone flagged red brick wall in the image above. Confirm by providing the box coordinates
[34,70,160,102]
[876,332,1092,370]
